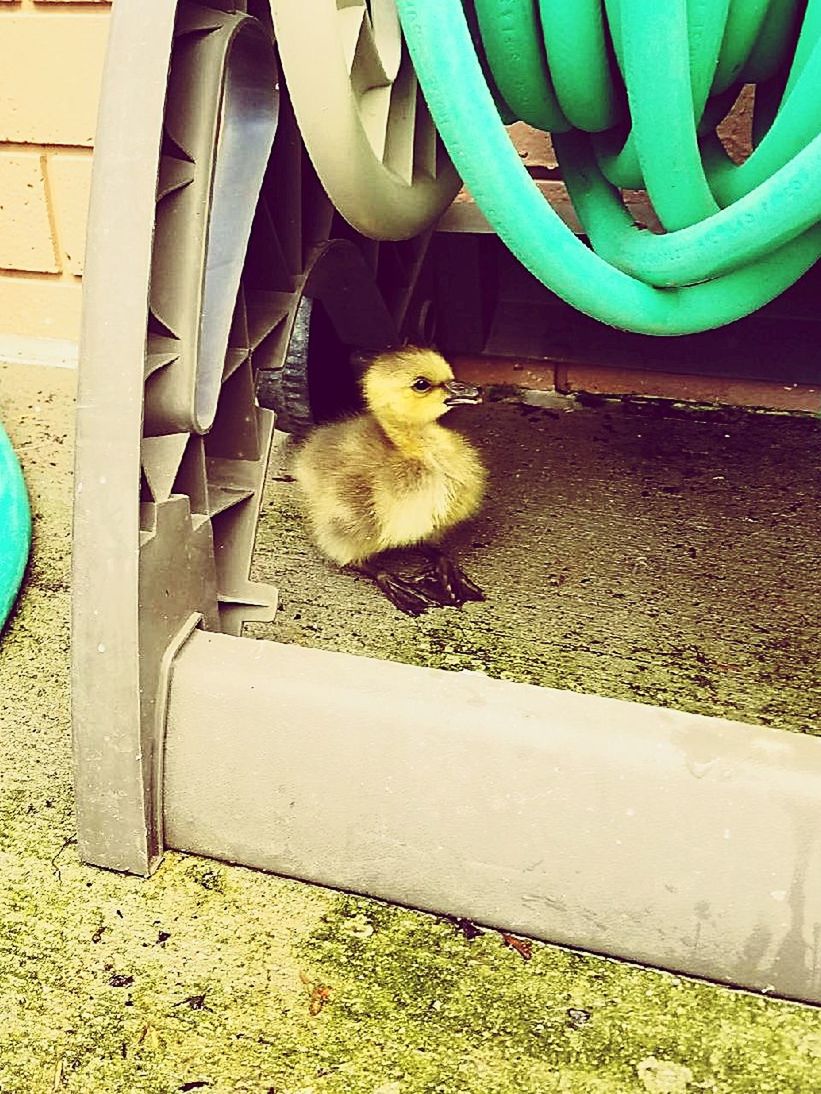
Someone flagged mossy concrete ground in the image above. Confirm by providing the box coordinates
[1,361,820,1094]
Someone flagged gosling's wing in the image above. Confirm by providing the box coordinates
[292,415,386,563]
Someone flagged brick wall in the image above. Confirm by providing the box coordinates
[0,0,110,348]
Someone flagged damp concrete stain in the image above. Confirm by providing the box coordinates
[1,364,820,1092]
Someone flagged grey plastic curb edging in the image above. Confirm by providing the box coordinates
[163,631,821,1006]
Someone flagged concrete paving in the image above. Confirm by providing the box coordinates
[1,361,820,1094]
[252,389,820,735]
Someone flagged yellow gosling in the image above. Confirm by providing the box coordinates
[293,346,487,614]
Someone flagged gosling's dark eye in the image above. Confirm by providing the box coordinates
[411,376,432,393]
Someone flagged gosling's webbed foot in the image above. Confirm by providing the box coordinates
[419,550,486,607]
[355,563,442,616]
[354,553,484,615]
[374,570,443,615]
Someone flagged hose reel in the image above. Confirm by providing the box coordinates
[395,0,821,336]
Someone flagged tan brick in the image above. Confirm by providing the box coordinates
[47,152,92,274]
[508,123,557,169]
[717,84,754,164]
[0,273,82,340]
[0,152,58,272]
[0,15,110,145]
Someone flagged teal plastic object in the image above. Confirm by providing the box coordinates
[0,420,31,630]
[396,0,821,335]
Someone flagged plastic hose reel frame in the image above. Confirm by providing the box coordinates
[72,0,821,1006]
[74,0,280,875]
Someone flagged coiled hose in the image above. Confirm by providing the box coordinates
[396,0,821,335]
[0,421,30,631]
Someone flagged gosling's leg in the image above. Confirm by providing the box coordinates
[418,545,486,606]
[354,558,443,616]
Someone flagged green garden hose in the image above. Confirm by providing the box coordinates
[592,0,730,191]
[0,421,31,631]
[556,128,821,287]
[473,0,568,131]
[536,0,622,133]
[712,0,777,91]
[784,0,821,98]
[620,0,720,230]
[396,0,821,335]
[703,28,821,202]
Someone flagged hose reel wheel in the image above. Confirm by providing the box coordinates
[146,3,279,436]
[269,0,462,240]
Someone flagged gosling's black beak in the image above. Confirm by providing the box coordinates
[443,380,483,407]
